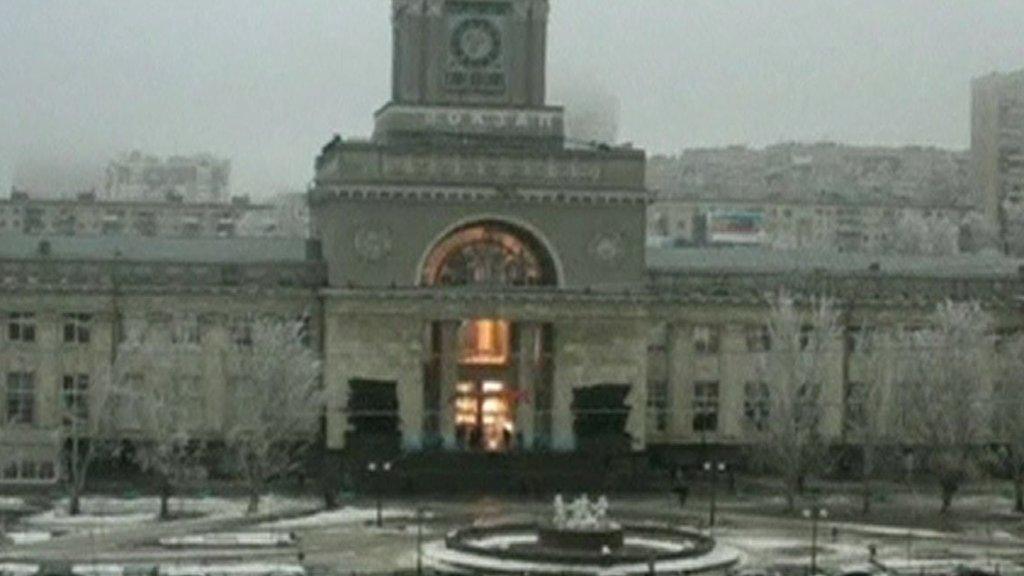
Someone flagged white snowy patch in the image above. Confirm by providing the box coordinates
[260,506,417,529]
[159,564,305,576]
[71,564,126,576]
[24,510,154,528]
[0,564,39,576]
[0,497,28,512]
[4,531,52,545]
[827,521,951,540]
[63,564,305,576]
[24,496,318,531]
[159,532,295,548]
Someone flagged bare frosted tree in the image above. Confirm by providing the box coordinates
[109,318,207,520]
[62,367,115,516]
[754,291,843,511]
[224,316,323,514]
[994,335,1024,514]
[960,211,1001,254]
[844,328,901,515]
[881,212,960,256]
[894,300,992,514]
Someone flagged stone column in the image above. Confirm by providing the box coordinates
[516,322,540,451]
[667,323,692,439]
[439,321,460,450]
[551,324,576,452]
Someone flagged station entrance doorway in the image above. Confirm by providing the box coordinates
[455,319,517,452]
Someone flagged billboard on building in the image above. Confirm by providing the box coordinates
[707,210,766,245]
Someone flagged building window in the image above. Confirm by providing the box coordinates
[231,319,253,347]
[799,325,813,351]
[62,374,90,423]
[7,312,36,343]
[171,315,201,345]
[692,381,720,433]
[646,324,670,432]
[5,372,35,425]
[0,459,57,483]
[647,379,669,432]
[843,381,867,434]
[694,326,720,354]
[746,326,771,352]
[743,381,770,431]
[63,313,92,344]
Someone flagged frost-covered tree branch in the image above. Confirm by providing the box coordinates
[62,364,116,517]
[879,211,960,256]
[995,335,1024,514]
[844,327,901,515]
[894,300,993,513]
[108,316,207,520]
[224,316,323,514]
[754,291,842,511]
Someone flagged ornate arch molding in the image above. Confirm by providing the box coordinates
[419,219,560,288]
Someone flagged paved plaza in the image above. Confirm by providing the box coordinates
[2,486,1024,574]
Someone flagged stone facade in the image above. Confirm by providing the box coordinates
[0,191,292,239]
[3,1,1024,488]
[104,151,230,204]
[649,196,970,253]
[972,70,1024,254]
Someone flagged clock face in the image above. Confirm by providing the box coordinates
[451,18,502,69]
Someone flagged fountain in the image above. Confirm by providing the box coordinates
[423,495,741,575]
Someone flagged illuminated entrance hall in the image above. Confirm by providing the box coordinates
[419,222,559,453]
[455,319,516,452]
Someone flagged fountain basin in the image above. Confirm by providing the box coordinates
[430,522,739,573]
[537,523,625,553]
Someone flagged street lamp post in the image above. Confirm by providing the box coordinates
[703,461,727,528]
[416,507,425,576]
[367,460,392,527]
[803,504,828,576]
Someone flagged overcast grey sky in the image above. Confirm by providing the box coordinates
[1,1,1022,198]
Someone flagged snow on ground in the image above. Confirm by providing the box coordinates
[260,506,416,529]
[0,498,28,512]
[22,496,318,531]
[159,532,295,548]
[159,564,304,576]
[66,564,305,576]
[0,563,39,576]
[23,509,153,528]
[2,532,52,545]
[828,521,954,540]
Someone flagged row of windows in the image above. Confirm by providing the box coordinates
[649,380,869,435]
[4,312,93,345]
[1,458,58,483]
[5,313,312,349]
[662,325,878,356]
[4,372,91,426]
[648,380,723,434]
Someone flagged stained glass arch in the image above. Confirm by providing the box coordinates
[420,221,558,288]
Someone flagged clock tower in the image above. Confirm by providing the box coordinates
[391,0,548,107]
[312,0,649,455]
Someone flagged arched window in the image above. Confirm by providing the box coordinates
[421,222,557,287]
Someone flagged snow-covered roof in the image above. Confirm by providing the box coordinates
[646,247,1024,278]
[0,234,316,264]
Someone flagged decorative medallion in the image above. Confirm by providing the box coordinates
[354,227,394,262]
[451,18,502,69]
[589,232,625,263]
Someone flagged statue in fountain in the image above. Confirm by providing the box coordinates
[551,494,613,532]
[543,494,623,552]
[553,494,567,529]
